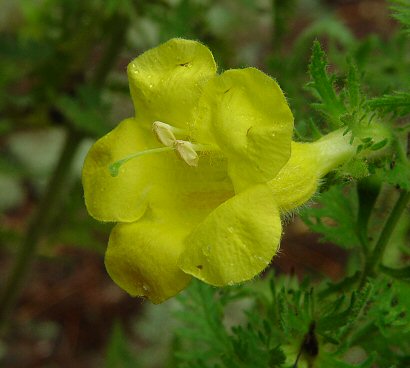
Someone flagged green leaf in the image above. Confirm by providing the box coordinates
[268,345,286,367]
[380,265,410,282]
[339,159,370,180]
[346,58,362,109]
[382,161,410,190]
[390,0,410,34]
[105,321,140,368]
[317,351,375,368]
[319,272,361,299]
[343,282,374,331]
[271,0,297,48]
[317,296,355,332]
[175,280,233,366]
[307,41,346,128]
[300,185,361,249]
[370,138,389,151]
[367,277,410,333]
[56,85,112,136]
[367,91,410,117]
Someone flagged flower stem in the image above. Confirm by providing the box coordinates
[92,13,129,90]
[360,189,410,286]
[0,129,82,331]
[0,11,129,333]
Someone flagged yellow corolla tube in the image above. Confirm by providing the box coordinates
[268,130,358,213]
[82,38,390,303]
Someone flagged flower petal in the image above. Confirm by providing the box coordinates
[105,211,192,304]
[82,118,153,222]
[179,184,281,286]
[196,68,294,192]
[83,118,234,223]
[128,38,217,130]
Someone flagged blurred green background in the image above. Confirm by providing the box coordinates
[0,0,405,367]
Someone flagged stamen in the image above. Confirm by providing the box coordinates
[174,141,217,167]
[152,121,188,146]
[174,140,199,167]
[109,146,173,177]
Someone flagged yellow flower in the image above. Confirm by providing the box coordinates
[82,39,359,303]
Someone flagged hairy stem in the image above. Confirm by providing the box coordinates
[92,13,129,89]
[0,130,81,330]
[356,176,382,255]
[360,189,410,286]
[0,13,129,332]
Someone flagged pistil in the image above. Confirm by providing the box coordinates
[109,146,174,177]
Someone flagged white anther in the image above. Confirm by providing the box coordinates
[152,121,177,147]
[174,140,199,167]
